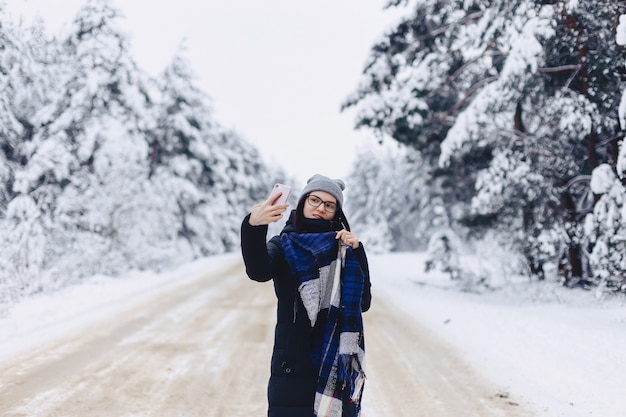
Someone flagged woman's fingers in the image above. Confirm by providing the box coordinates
[336,230,359,248]
[249,201,288,226]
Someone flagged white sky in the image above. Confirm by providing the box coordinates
[6,0,407,184]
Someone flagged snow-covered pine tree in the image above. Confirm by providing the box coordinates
[344,144,395,253]
[345,0,553,275]
[524,0,626,285]
[469,0,626,285]
[585,165,626,292]
[0,5,23,209]
[0,6,52,297]
[152,50,277,256]
[0,0,284,314]
[581,12,626,293]
[10,0,166,289]
[345,0,626,289]
[345,140,432,253]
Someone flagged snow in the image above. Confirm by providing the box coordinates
[0,253,240,363]
[370,252,626,417]
[617,14,626,47]
[590,164,616,195]
[617,15,626,175]
[2,251,625,417]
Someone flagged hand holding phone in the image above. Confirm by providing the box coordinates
[249,183,292,226]
[269,183,292,205]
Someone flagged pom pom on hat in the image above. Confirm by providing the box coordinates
[301,174,345,207]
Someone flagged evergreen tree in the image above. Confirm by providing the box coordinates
[516,0,625,284]
[345,0,626,289]
[345,140,431,253]
[152,50,276,256]
[0,0,282,311]
[0,6,54,293]
[10,0,162,287]
[0,4,31,208]
[581,12,626,292]
[345,144,395,253]
[585,164,626,292]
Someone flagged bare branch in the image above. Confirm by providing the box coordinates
[536,64,581,73]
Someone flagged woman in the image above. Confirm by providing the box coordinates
[240,174,372,417]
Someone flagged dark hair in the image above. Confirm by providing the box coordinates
[293,194,351,232]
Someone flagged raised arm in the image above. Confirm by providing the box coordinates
[240,194,288,282]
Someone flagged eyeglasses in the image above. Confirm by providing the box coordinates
[306,194,338,213]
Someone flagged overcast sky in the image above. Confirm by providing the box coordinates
[7,0,407,185]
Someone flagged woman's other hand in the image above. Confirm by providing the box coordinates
[336,229,360,249]
[248,194,289,226]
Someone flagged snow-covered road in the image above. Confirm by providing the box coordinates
[0,258,532,417]
[0,261,275,416]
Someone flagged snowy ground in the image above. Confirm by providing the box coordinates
[369,252,626,417]
[2,251,625,417]
[0,254,241,363]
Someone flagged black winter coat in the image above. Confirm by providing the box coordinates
[240,211,372,417]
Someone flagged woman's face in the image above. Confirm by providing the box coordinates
[302,190,337,221]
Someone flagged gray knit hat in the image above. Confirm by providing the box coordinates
[301,174,345,208]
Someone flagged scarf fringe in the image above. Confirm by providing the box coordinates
[338,353,366,405]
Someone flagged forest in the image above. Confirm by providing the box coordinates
[0,0,288,311]
[1,0,625,314]
[343,0,626,293]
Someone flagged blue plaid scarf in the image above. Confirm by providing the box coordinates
[281,232,366,417]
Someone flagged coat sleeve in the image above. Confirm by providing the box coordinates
[240,213,283,282]
[353,244,372,312]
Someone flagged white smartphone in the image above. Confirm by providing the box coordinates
[269,183,292,205]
